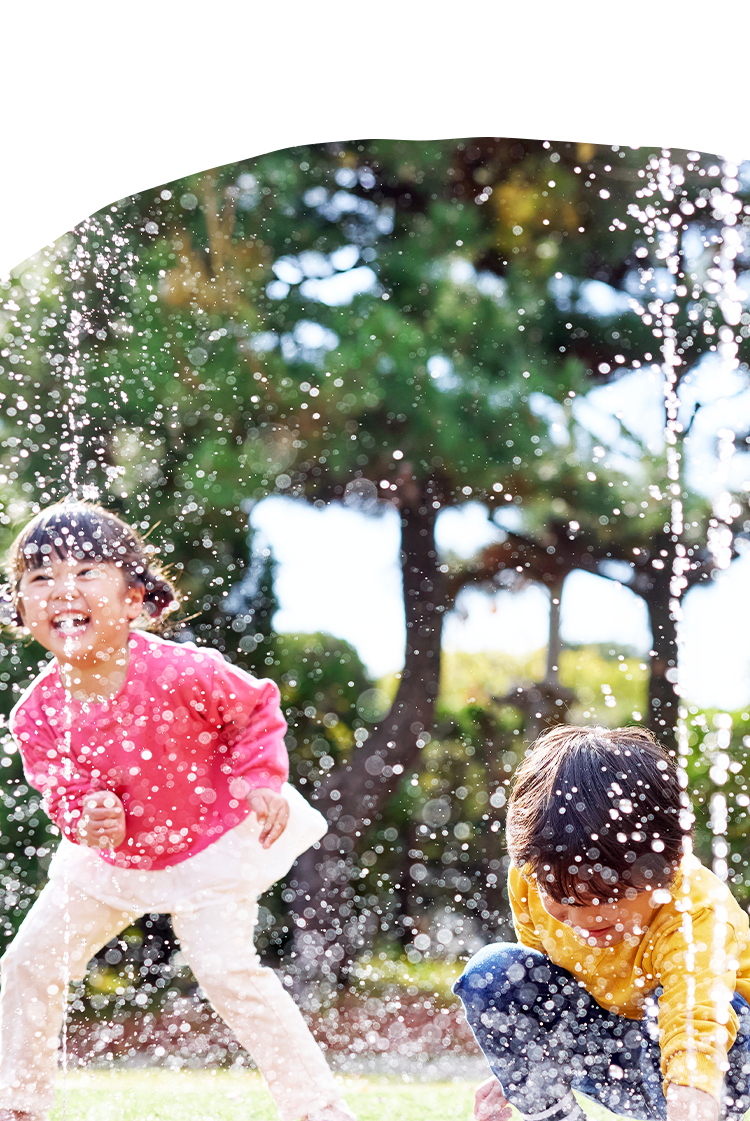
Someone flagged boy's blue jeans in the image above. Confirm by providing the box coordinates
[455,943,750,1120]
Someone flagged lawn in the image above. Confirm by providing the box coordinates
[48,1069,476,1121]
[46,1069,638,1121]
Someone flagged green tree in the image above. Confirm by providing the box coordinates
[227,526,280,678]
[2,139,750,974]
[0,636,59,950]
[443,146,750,748]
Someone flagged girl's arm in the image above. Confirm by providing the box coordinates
[10,703,105,844]
[78,791,126,849]
[246,786,289,848]
[207,657,289,793]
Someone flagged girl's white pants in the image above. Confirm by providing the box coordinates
[0,785,339,1120]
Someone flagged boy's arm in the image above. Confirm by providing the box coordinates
[653,906,741,1102]
[666,1085,718,1121]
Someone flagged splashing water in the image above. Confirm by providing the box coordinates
[709,713,732,883]
[692,170,744,907]
[632,151,692,836]
[49,215,148,1112]
[711,429,741,570]
[628,147,744,1076]
[60,223,94,495]
[56,211,137,502]
[655,150,698,1071]
[48,213,134,1110]
[59,626,80,1121]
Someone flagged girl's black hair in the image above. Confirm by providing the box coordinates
[5,500,179,628]
[506,724,684,904]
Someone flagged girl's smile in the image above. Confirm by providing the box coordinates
[17,557,144,697]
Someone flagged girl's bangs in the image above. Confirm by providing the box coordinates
[16,509,134,572]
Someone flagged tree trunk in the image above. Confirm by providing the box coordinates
[644,540,679,750]
[288,484,447,979]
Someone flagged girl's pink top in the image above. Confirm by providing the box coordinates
[9,631,288,870]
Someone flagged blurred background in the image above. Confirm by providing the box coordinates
[1,137,750,1069]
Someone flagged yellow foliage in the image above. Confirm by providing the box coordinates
[438,646,648,729]
[161,175,269,321]
[351,955,461,1000]
[559,647,648,727]
[438,649,545,711]
[327,720,355,752]
[86,966,122,993]
[492,170,579,257]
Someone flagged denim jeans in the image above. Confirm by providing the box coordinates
[454,943,750,1121]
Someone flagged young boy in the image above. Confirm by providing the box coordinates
[455,726,750,1121]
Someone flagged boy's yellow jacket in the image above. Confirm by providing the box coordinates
[509,857,750,1099]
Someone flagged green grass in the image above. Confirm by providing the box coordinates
[48,1070,475,1121]
[350,956,462,1001]
[45,1069,647,1121]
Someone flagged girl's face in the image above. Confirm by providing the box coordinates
[537,882,663,947]
[17,556,144,667]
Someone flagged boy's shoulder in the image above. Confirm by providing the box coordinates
[672,855,747,922]
[508,862,534,895]
[507,856,747,930]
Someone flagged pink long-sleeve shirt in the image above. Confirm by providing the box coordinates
[10,630,289,870]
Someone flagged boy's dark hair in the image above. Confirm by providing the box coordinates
[5,500,179,628]
[506,725,684,904]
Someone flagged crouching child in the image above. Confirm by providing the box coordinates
[454,726,750,1121]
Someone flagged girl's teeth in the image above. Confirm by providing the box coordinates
[56,616,87,633]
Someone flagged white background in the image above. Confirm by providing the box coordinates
[5,0,750,707]
[4,0,750,277]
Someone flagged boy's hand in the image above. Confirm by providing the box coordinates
[666,1085,718,1121]
[247,787,289,848]
[78,791,126,849]
[475,1078,512,1121]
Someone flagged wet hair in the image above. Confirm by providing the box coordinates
[506,725,684,904]
[5,500,179,628]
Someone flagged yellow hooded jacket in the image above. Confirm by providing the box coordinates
[509,857,750,1100]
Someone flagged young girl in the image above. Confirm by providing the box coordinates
[0,500,355,1121]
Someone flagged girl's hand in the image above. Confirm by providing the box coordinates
[78,791,126,849]
[475,1078,512,1121]
[247,787,289,848]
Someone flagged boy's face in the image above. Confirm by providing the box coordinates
[17,556,144,667]
[537,881,664,946]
